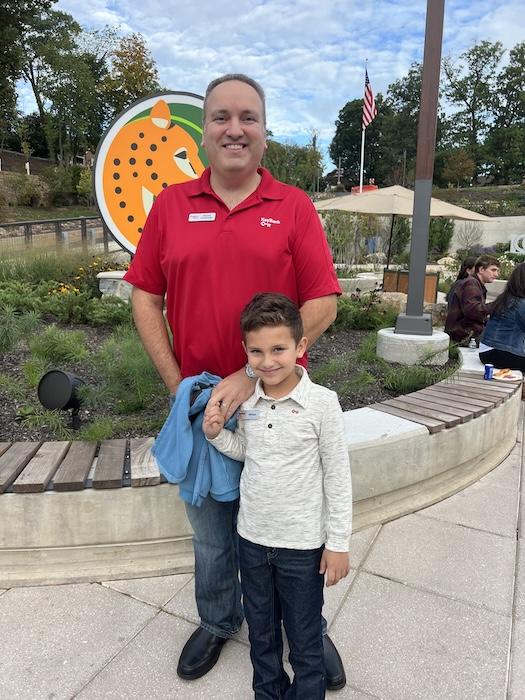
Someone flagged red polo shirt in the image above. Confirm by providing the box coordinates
[124,167,340,378]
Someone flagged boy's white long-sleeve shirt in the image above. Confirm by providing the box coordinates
[208,367,352,552]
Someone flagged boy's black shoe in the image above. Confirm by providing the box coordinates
[177,627,228,680]
[323,634,346,691]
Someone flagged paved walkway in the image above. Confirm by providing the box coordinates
[1,408,524,699]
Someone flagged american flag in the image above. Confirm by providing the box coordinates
[362,69,377,128]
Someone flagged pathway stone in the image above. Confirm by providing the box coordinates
[102,573,193,608]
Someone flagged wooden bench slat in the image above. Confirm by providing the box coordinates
[0,443,11,459]
[420,386,495,410]
[454,376,518,394]
[53,441,98,491]
[92,439,126,489]
[444,382,508,403]
[411,390,485,418]
[130,437,160,487]
[12,442,70,493]
[370,403,444,433]
[432,383,504,406]
[399,395,472,421]
[457,370,521,385]
[380,398,461,428]
[0,442,41,493]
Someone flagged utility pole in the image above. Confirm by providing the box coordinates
[395,0,445,336]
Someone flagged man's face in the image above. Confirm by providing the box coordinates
[202,80,266,179]
[478,264,500,284]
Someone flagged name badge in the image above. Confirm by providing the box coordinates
[188,212,216,222]
[238,409,260,421]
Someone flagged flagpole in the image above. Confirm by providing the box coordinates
[359,126,365,193]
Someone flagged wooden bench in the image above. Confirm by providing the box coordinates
[371,369,521,434]
[0,437,161,495]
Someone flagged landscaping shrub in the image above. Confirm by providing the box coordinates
[332,292,399,331]
[40,165,82,206]
[84,296,132,326]
[0,305,41,353]
[29,325,88,364]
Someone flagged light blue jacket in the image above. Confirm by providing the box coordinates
[482,297,525,357]
[152,372,242,506]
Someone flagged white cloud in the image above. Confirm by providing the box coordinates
[28,0,521,171]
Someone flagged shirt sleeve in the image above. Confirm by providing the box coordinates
[289,193,341,304]
[123,191,168,296]
[319,393,353,552]
[458,279,489,323]
[207,421,247,462]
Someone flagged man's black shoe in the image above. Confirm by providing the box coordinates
[323,634,346,691]
[177,627,228,680]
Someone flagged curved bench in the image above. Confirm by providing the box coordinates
[0,367,521,587]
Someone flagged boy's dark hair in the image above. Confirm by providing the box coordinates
[475,254,500,273]
[240,293,304,344]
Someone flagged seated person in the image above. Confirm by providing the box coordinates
[445,254,500,345]
[479,262,525,372]
[445,255,477,303]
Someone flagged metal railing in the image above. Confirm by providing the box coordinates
[0,216,121,257]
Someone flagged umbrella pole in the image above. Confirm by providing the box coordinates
[385,214,395,270]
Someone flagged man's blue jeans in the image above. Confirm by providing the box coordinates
[239,536,326,700]
[184,497,243,638]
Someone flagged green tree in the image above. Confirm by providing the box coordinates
[428,218,454,258]
[263,138,322,192]
[441,148,475,188]
[443,41,504,181]
[103,33,160,117]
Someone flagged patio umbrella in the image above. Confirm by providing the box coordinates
[315,185,490,268]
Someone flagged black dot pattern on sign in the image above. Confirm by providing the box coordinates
[115,187,122,194]
[268,424,272,429]
[162,182,168,188]
[271,405,276,409]
[133,172,138,178]
[127,215,134,222]
[151,173,158,180]
[161,136,167,142]
[119,201,126,208]
[113,158,120,165]
[113,172,120,180]
[129,158,136,164]
[131,143,138,150]
[150,144,157,151]
[138,227,143,233]
[139,132,144,138]
[146,158,153,166]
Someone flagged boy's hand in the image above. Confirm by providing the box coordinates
[203,401,226,439]
[319,550,350,587]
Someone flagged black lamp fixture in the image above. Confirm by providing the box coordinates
[37,370,85,430]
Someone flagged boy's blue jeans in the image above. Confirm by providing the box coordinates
[239,536,326,700]
[184,496,328,642]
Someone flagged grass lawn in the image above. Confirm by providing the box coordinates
[0,205,98,223]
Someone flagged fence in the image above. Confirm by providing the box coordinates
[0,216,122,257]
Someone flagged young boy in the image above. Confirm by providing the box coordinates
[203,292,352,699]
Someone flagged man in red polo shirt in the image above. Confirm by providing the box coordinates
[124,74,346,691]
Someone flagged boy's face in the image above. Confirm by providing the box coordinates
[243,325,307,398]
[477,264,500,284]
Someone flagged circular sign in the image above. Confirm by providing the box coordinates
[94,92,207,254]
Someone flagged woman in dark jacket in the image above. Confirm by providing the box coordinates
[479,262,525,371]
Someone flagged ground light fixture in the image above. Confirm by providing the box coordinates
[37,370,85,430]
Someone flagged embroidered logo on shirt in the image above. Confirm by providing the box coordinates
[291,409,299,414]
[260,217,281,228]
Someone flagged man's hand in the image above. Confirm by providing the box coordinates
[211,368,256,421]
[203,401,226,439]
[319,550,350,587]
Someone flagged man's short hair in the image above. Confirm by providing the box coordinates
[475,254,500,273]
[203,74,266,125]
[240,293,303,344]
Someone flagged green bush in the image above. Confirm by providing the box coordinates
[428,218,454,259]
[29,325,88,364]
[92,326,165,413]
[332,292,398,331]
[0,281,45,312]
[0,305,41,353]
[40,165,82,206]
[0,172,50,208]
[84,296,132,326]
[383,363,454,394]
[42,286,92,323]
[77,167,94,206]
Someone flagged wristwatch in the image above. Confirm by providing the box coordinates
[245,363,256,379]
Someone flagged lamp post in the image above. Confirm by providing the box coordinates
[395,0,445,336]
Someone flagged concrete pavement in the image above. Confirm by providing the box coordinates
[1,407,524,699]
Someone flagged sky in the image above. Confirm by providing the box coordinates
[19,0,525,172]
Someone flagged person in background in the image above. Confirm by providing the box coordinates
[445,255,477,303]
[444,254,500,345]
[479,262,525,372]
